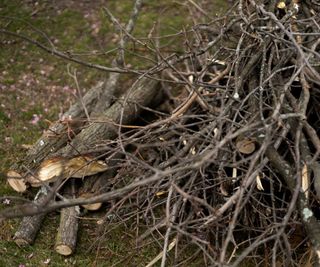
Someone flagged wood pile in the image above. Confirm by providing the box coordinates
[2,0,320,265]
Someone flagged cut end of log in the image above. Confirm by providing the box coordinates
[82,202,102,211]
[7,170,27,192]
[38,157,65,183]
[27,155,109,186]
[55,244,73,256]
[236,137,256,154]
[65,156,108,178]
[79,193,102,210]
[24,157,65,187]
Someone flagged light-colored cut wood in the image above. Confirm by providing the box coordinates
[7,170,27,192]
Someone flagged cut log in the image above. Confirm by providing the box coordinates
[55,182,79,256]
[7,170,27,193]
[29,77,161,186]
[56,77,161,157]
[78,153,122,210]
[7,82,104,190]
[13,187,48,246]
[55,205,79,256]
[9,76,160,250]
[79,168,119,210]
[26,155,108,187]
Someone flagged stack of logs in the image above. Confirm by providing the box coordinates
[7,76,161,255]
[3,0,320,265]
[5,0,156,256]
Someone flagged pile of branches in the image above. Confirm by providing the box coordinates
[2,0,320,265]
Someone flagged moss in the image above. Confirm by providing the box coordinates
[0,110,10,124]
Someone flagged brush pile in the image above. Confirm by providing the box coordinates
[3,0,320,265]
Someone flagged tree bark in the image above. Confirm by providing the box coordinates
[13,187,48,246]
[55,182,79,256]
[7,82,104,191]
[27,77,161,186]
[55,77,161,157]
[78,172,112,210]
[55,205,79,256]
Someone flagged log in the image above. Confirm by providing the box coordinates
[55,182,79,256]
[79,171,116,210]
[7,82,104,191]
[26,155,108,187]
[55,205,79,256]
[13,187,48,246]
[7,171,27,192]
[78,156,121,210]
[56,77,161,157]
[30,77,161,186]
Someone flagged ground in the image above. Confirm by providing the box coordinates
[0,1,228,266]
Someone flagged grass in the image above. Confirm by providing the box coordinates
[0,0,228,266]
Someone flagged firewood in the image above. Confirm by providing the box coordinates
[79,169,118,210]
[13,214,46,246]
[55,205,79,256]
[10,77,160,253]
[55,181,79,256]
[7,170,27,193]
[26,155,108,187]
[13,187,48,246]
[25,77,160,187]
[6,82,104,191]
